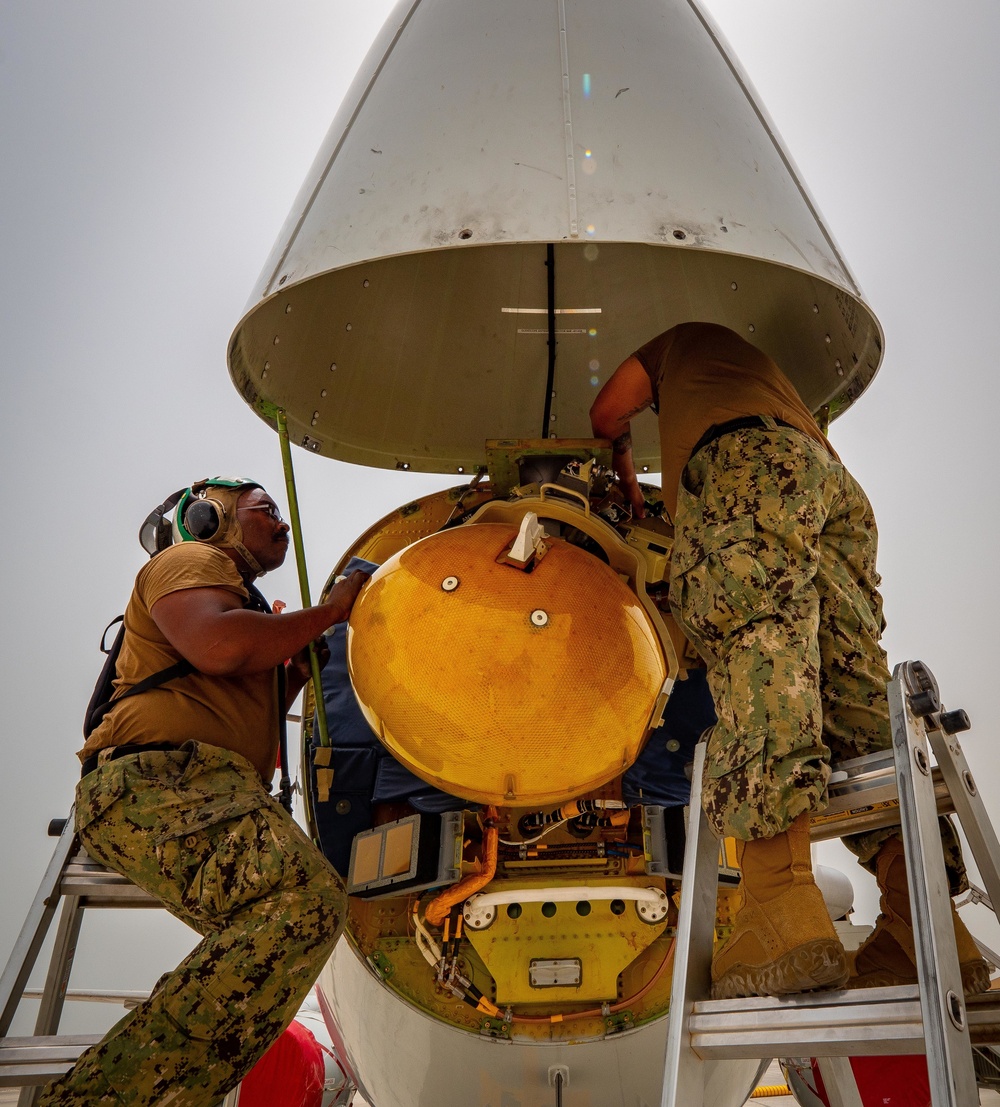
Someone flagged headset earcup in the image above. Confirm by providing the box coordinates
[185,498,222,541]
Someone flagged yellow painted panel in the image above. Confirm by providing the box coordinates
[464,896,667,1005]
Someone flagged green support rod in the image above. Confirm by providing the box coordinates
[275,409,332,748]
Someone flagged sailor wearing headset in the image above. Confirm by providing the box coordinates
[42,477,367,1107]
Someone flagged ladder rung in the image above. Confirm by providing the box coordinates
[688,986,1000,1059]
[0,1035,100,1086]
[58,881,159,906]
[690,985,922,1058]
[58,855,159,904]
[967,993,1000,1045]
[811,750,953,842]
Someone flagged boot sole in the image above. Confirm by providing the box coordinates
[847,957,992,998]
[712,938,849,1000]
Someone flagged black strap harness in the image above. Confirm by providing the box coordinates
[82,584,295,814]
[83,616,194,740]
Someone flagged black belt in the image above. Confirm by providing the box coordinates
[80,741,182,779]
[690,415,796,459]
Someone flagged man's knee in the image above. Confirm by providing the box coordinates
[270,848,348,960]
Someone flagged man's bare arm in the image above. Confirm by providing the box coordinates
[150,570,367,677]
[590,356,654,517]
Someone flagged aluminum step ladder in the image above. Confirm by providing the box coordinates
[662,660,1000,1107]
[0,816,242,1107]
[0,815,160,1098]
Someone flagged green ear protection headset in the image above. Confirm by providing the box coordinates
[139,477,266,574]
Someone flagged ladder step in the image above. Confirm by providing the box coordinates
[0,1035,100,1087]
[687,986,1000,1059]
[58,853,159,906]
[968,992,1000,1045]
[811,750,953,841]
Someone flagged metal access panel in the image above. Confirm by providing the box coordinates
[529,959,582,988]
[347,811,464,898]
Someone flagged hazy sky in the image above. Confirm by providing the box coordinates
[2,0,999,1039]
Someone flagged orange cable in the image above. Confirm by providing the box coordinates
[425,806,499,927]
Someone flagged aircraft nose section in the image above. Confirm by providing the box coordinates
[229,0,882,474]
[346,522,667,806]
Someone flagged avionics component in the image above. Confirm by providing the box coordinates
[641,807,741,887]
[347,812,463,898]
[347,522,667,805]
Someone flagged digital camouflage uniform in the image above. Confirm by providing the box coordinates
[668,419,965,887]
[38,742,346,1107]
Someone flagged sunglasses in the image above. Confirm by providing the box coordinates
[240,503,285,524]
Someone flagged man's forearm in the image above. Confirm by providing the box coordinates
[610,429,646,517]
[152,572,367,678]
[592,417,645,517]
[207,602,348,675]
[589,356,654,519]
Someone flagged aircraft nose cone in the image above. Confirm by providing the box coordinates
[230,0,882,473]
[347,522,667,805]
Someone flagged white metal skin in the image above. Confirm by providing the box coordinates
[317,934,763,1107]
[229,0,883,472]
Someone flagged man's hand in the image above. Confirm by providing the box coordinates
[282,570,367,705]
[616,460,647,519]
[590,355,654,520]
[287,636,331,683]
[321,569,369,627]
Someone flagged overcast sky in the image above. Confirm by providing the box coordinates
[2,0,999,1039]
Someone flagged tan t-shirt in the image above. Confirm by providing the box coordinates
[79,543,280,782]
[633,322,837,520]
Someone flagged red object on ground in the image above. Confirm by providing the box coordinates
[239,1020,326,1107]
[810,1054,931,1106]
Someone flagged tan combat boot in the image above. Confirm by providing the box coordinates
[848,836,990,996]
[712,813,849,999]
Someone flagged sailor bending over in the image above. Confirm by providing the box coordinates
[591,323,988,1000]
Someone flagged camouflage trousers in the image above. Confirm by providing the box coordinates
[38,741,347,1107]
[668,421,965,888]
